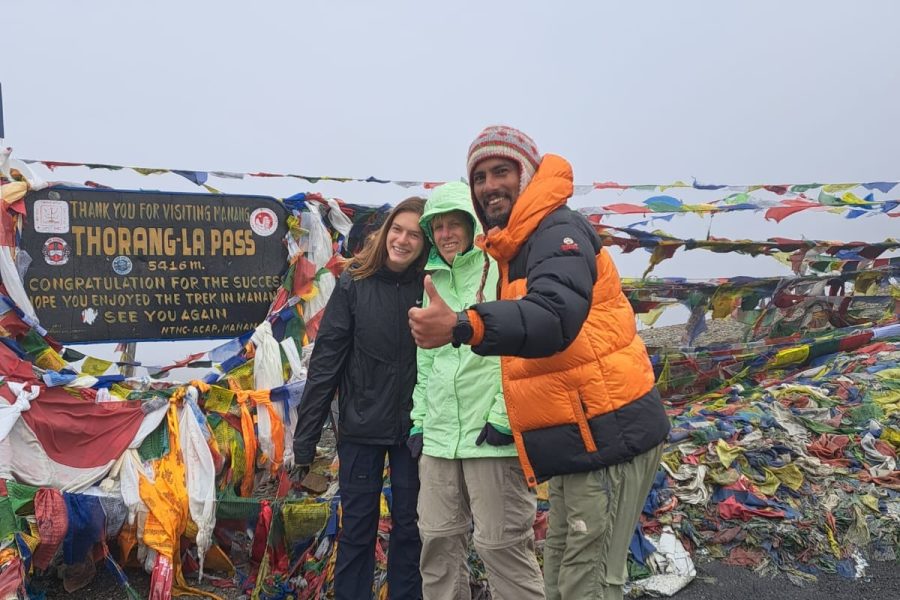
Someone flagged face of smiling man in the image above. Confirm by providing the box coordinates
[471,156,521,229]
[430,210,473,265]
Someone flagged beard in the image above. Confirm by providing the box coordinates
[481,194,514,229]
[484,209,511,229]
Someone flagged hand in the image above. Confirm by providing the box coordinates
[406,432,423,458]
[290,463,310,483]
[408,275,456,349]
[475,423,515,447]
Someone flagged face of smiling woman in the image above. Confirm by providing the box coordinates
[431,210,473,265]
[384,210,425,272]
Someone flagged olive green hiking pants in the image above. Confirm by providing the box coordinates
[543,443,664,600]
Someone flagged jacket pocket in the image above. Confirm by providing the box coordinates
[570,391,598,453]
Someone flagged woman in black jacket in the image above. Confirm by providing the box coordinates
[293,196,429,600]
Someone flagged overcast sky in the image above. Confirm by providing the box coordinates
[3,1,899,368]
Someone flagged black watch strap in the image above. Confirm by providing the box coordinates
[452,311,473,348]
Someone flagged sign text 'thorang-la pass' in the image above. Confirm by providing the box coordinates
[21,187,289,343]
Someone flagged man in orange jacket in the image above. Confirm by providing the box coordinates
[409,125,670,600]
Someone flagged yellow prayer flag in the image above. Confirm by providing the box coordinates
[715,439,744,469]
[821,183,856,194]
[769,464,804,491]
[840,191,872,205]
[754,469,781,496]
[139,401,188,559]
[110,384,133,400]
[769,345,810,369]
[684,203,718,213]
[34,348,67,372]
[132,168,168,176]
[711,290,741,319]
[770,252,794,268]
[861,494,881,513]
[825,523,841,558]
[854,272,881,295]
[638,307,667,327]
[81,356,113,376]
[707,467,741,486]
[874,368,900,382]
[656,357,671,393]
[205,386,236,414]
[659,181,689,191]
[301,285,320,303]
[1,181,29,204]
[880,426,900,448]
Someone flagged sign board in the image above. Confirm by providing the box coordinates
[20,187,289,343]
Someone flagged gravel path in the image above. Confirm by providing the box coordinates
[668,558,900,600]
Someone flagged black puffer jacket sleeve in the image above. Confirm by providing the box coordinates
[292,273,354,464]
[472,210,598,358]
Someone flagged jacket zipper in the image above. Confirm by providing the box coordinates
[395,281,402,441]
[572,392,598,453]
[451,273,463,457]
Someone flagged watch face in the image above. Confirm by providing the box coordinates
[453,321,473,345]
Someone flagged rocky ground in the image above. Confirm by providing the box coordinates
[34,556,900,599]
[638,317,749,348]
[32,567,242,600]
[667,558,899,600]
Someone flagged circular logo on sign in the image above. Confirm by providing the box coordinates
[112,255,133,275]
[250,208,278,237]
[42,237,71,265]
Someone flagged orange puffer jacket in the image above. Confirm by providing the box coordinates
[468,154,670,486]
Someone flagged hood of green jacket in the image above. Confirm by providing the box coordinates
[420,181,483,268]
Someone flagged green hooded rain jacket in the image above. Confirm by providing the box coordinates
[411,182,515,459]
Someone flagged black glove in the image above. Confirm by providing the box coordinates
[476,423,514,447]
[290,463,310,483]
[406,432,423,458]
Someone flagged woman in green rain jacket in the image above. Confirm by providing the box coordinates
[410,187,511,460]
[409,182,544,600]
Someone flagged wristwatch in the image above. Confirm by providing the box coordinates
[451,311,473,348]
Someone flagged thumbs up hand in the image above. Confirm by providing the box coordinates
[409,275,456,349]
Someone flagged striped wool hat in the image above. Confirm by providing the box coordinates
[466,125,541,194]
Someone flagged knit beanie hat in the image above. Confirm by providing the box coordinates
[466,125,541,194]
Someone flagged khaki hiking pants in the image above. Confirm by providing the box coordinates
[543,443,665,600]
[417,454,545,600]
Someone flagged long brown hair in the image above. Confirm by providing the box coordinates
[347,196,429,280]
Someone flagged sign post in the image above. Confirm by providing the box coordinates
[119,342,137,378]
[21,187,289,344]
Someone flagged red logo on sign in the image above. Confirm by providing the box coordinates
[42,237,71,265]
